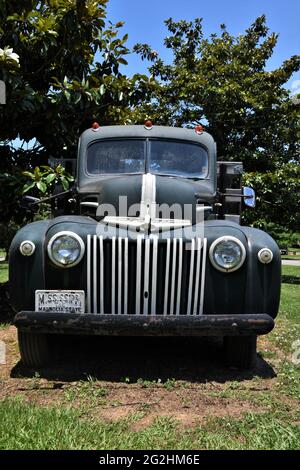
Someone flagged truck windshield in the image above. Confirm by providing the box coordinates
[87,139,208,178]
[149,140,208,178]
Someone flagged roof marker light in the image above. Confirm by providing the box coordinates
[144,120,153,130]
[195,124,204,135]
[91,122,100,131]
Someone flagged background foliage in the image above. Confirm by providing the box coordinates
[135,16,300,243]
[0,0,151,250]
[0,3,299,250]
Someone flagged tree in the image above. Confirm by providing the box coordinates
[134,16,300,233]
[0,0,151,251]
[135,16,300,170]
[0,0,151,158]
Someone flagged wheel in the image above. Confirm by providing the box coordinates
[18,330,51,368]
[223,335,257,369]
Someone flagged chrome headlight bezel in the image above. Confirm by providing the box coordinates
[209,236,246,273]
[47,231,85,268]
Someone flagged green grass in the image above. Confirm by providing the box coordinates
[0,265,299,450]
[280,266,300,323]
[0,398,299,450]
[282,265,300,277]
[0,263,8,283]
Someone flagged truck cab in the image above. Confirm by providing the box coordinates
[10,123,281,369]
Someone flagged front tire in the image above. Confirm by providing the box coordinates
[224,335,257,369]
[18,331,51,368]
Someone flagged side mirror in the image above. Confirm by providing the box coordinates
[20,195,41,210]
[243,187,256,208]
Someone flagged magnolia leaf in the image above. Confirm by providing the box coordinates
[37,181,47,193]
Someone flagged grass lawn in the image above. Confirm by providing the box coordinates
[0,263,8,283]
[0,398,299,450]
[0,265,299,450]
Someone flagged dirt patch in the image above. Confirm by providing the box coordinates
[96,386,264,430]
[0,326,283,430]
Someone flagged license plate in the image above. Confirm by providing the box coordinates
[35,290,85,314]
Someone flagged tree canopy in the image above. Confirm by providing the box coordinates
[0,5,299,249]
[0,0,152,250]
[0,0,151,158]
[134,15,300,234]
[135,15,300,171]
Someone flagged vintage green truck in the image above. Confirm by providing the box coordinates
[10,123,281,368]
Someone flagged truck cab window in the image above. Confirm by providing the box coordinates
[87,140,145,174]
[87,139,208,178]
[149,140,208,178]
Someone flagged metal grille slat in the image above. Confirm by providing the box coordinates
[124,238,128,316]
[170,238,177,315]
[193,238,202,315]
[163,238,171,315]
[199,237,207,316]
[111,237,116,314]
[151,236,158,315]
[86,236,207,317]
[187,239,195,315]
[143,238,150,315]
[118,237,123,315]
[136,236,142,315]
[93,235,97,313]
[175,238,183,315]
[99,236,104,314]
[87,235,91,313]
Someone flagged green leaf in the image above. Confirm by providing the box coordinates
[60,177,69,191]
[37,181,47,193]
[22,171,35,179]
[45,174,56,184]
[22,182,36,194]
[117,57,128,65]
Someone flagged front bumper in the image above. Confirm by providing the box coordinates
[14,312,274,337]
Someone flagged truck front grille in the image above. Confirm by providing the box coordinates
[86,235,207,315]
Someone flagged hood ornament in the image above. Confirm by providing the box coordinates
[100,173,192,232]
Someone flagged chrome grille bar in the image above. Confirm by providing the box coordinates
[93,235,97,313]
[136,235,142,315]
[111,237,116,314]
[99,236,104,314]
[163,238,171,315]
[151,236,158,315]
[170,238,177,315]
[187,238,195,315]
[86,235,207,317]
[175,238,183,316]
[118,237,123,315]
[143,238,150,316]
[199,237,207,316]
[193,238,202,315]
[124,237,128,316]
[87,235,91,313]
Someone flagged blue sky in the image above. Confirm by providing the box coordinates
[107,0,300,89]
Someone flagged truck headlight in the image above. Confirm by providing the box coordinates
[209,236,246,272]
[47,231,85,268]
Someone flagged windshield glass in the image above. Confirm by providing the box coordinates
[87,140,145,174]
[86,139,208,178]
[149,140,208,178]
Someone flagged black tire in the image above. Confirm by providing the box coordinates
[18,331,51,368]
[224,335,257,369]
